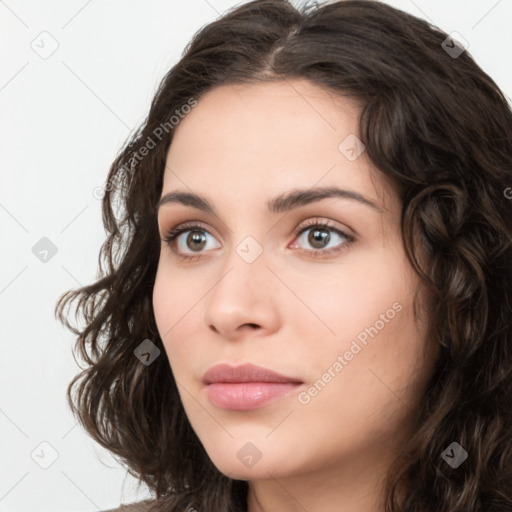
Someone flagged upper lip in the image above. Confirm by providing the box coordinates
[203,363,303,384]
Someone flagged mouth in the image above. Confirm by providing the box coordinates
[202,363,303,410]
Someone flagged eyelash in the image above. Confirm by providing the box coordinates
[161,219,355,261]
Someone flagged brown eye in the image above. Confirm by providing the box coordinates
[186,230,208,252]
[291,220,355,257]
[162,223,221,258]
[307,227,331,249]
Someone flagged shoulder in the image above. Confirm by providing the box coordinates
[102,499,156,512]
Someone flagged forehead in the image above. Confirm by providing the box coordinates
[162,79,395,213]
[169,79,361,148]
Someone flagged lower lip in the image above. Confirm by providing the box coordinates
[206,382,301,410]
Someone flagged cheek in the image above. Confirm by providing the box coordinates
[152,266,205,374]
[152,268,185,361]
[300,245,427,389]
[152,262,197,332]
[295,248,404,342]
[152,267,174,335]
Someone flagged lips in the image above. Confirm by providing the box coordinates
[202,363,303,410]
[203,363,302,384]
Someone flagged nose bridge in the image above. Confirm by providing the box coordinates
[217,213,268,281]
[212,231,268,304]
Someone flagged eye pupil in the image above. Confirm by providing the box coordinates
[308,228,330,249]
[187,230,207,251]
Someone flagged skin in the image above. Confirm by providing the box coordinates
[152,79,439,512]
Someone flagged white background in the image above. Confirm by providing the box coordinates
[1,1,511,511]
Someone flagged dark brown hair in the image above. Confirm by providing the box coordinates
[55,1,512,510]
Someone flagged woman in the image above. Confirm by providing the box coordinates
[55,1,512,511]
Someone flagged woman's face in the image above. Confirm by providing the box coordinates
[153,79,438,484]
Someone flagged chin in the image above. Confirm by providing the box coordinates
[204,441,297,481]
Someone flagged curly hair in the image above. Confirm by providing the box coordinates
[55,0,512,510]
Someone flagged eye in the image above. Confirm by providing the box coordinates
[290,219,355,257]
[161,221,220,260]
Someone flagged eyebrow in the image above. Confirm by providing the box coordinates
[157,186,384,215]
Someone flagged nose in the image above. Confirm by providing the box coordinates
[202,244,280,341]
